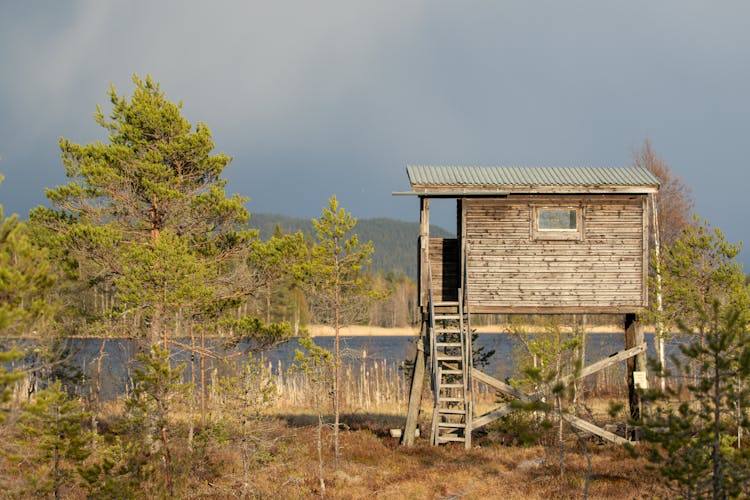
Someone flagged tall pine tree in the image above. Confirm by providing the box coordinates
[31,75,255,343]
[642,219,750,498]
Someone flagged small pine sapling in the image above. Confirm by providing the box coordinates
[292,337,333,497]
[18,381,93,499]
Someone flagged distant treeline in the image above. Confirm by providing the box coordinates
[250,213,452,280]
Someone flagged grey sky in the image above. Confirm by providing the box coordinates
[1,1,749,266]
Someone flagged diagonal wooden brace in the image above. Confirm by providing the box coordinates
[471,343,646,439]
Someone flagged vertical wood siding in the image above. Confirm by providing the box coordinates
[464,195,647,311]
[429,238,459,303]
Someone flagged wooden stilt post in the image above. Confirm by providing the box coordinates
[625,313,646,421]
[402,321,427,445]
[403,196,431,446]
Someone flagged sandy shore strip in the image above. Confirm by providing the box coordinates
[307,325,419,337]
[305,324,655,337]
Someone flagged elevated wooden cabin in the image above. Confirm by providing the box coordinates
[397,165,661,448]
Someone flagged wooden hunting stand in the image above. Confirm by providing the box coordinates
[395,166,660,448]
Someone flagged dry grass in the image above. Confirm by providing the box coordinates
[208,418,668,499]
[0,352,657,498]
[1,396,668,499]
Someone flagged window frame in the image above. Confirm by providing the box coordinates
[531,206,584,241]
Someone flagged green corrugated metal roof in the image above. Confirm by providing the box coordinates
[406,165,659,194]
[406,165,660,193]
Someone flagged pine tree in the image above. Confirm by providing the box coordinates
[245,228,307,327]
[0,346,24,423]
[292,337,334,496]
[214,355,277,496]
[305,195,378,465]
[0,175,58,336]
[511,318,586,477]
[31,75,254,343]
[123,346,190,497]
[641,220,750,498]
[643,305,750,498]
[656,216,749,339]
[18,381,93,499]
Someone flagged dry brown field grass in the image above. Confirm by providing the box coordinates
[188,411,668,499]
[1,397,668,498]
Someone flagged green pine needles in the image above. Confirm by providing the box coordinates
[642,217,750,498]
[30,75,258,343]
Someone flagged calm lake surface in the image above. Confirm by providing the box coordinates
[4,332,685,400]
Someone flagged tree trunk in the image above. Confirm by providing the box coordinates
[161,425,173,497]
[188,326,195,450]
[54,440,61,500]
[317,411,326,497]
[90,339,106,446]
[266,286,271,324]
[557,394,564,480]
[712,347,723,498]
[151,302,163,346]
[333,286,341,467]
[200,330,206,421]
[650,192,667,393]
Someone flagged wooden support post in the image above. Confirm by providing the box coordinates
[402,321,427,446]
[625,313,646,420]
[418,197,430,310]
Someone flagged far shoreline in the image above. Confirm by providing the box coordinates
[306,324,657,337]
[2,324,660,340]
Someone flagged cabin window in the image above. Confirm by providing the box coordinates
[532,207,583,240]
[539,209,577,230]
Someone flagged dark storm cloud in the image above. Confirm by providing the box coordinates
[1,1,749,264]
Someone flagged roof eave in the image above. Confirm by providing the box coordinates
[409,184,659,195]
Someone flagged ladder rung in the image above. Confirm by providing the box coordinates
[435,314,460,320]
[441,369,463,375]
[434,329,460,334]
[437,355,462,361]
[437,408,466,414]
[439,383,463,389]
[437,436,466,443]
[438,422,466,428]
[436,343,462,349]
[438,397,463,403]
[434,301,460,306]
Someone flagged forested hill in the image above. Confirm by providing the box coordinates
[249,213,453,279]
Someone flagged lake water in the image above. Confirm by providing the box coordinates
[4,332,685,401]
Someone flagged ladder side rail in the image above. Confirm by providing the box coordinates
[463,243,474,407]
[457,288,471,448]
[463,248,474,447]
[427,263,440,446]
[428,264,437,400]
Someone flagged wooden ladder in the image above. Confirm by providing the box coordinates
[429,293,472,448]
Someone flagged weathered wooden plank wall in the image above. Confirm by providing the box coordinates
[464,195,647,313]
[428,238,459,303]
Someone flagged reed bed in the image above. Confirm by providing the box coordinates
[270,354,411,410]
[264,354,635,415]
